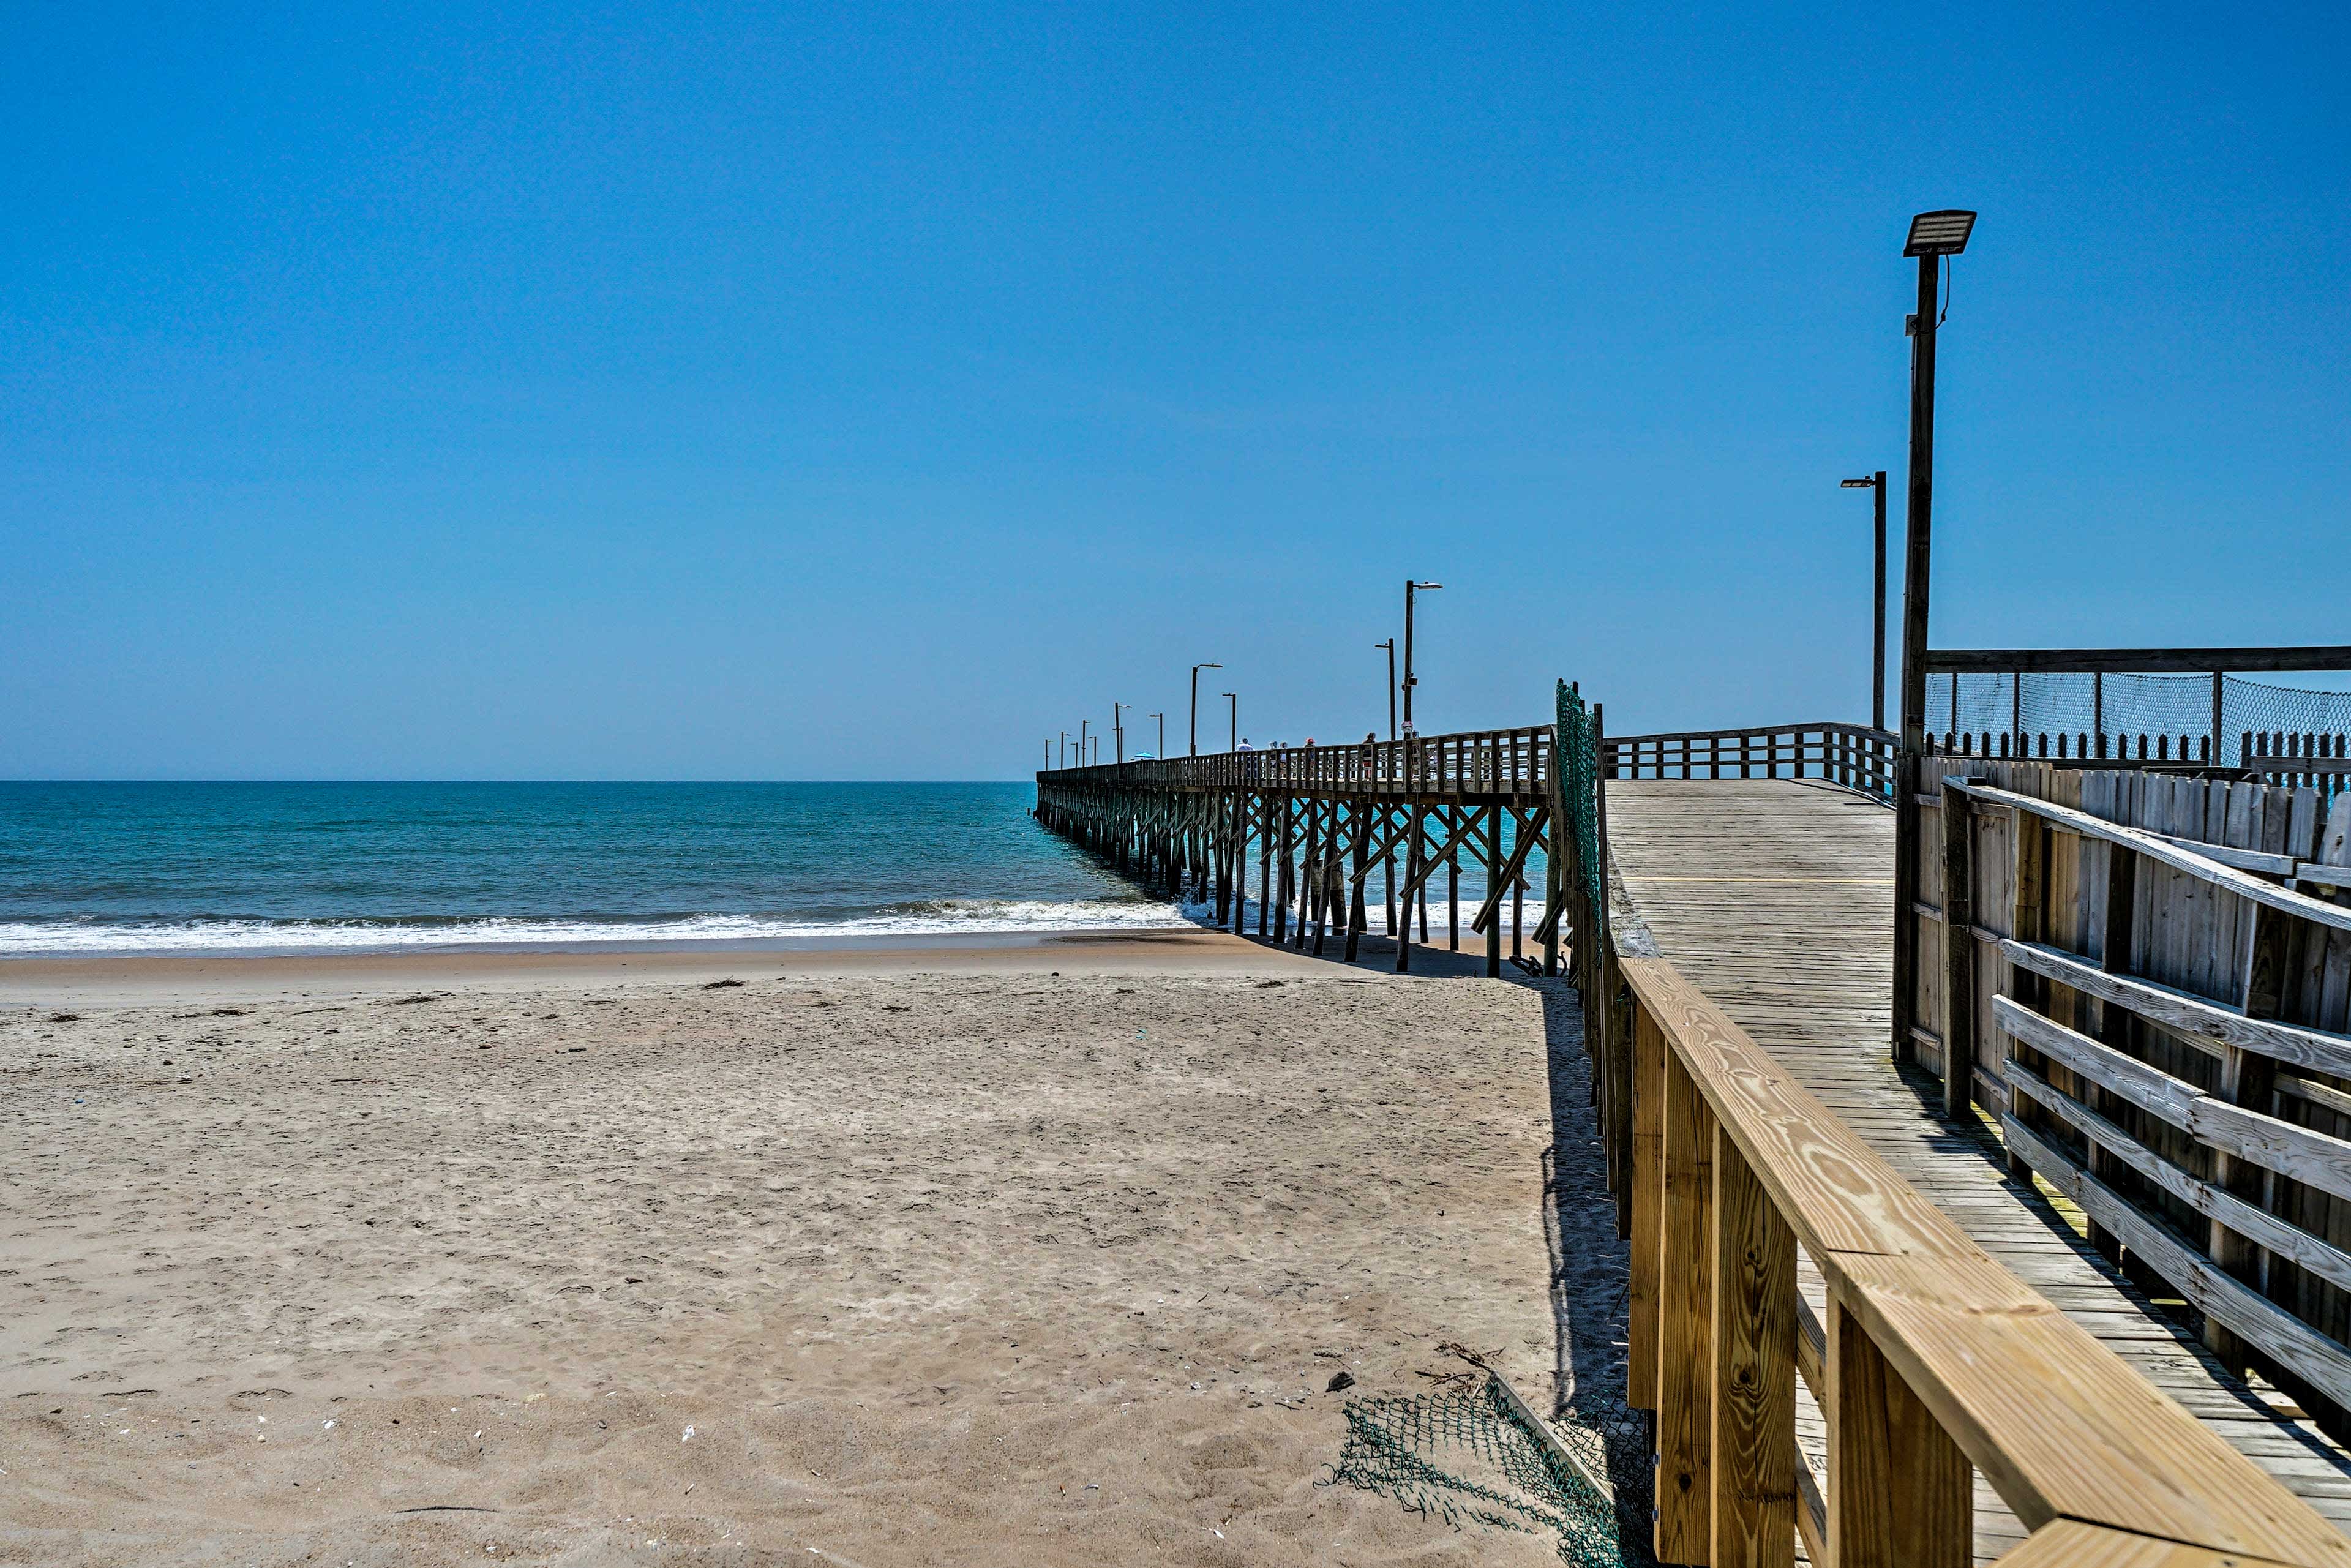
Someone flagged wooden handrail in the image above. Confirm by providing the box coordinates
[1034,721,1557,795]
[1602,721,1898,800]
[1607,720,1897,747]
[1622,951,2351,1568]
[1946,779,2351,934]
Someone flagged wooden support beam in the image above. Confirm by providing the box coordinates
[1397,806,1423,973]
[1343,807,1370,962]
[1943,779,1976,1119]
[1484,805,1503,977]
[1710,1128,1796,1568]
[1630,1001,1665,1409]
[1394,807,1480,902]
[1826,1293,1971,1568]
[2210,900,2294,1367]
[1447,808,1461,951]
[1657,1051,1716,1562]
[1924,644,2351,676]
[1469,806,1545,936]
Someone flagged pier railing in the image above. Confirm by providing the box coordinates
[1604,721,1897,800]
[1624,950,2351,1568]
[1041,723,1554,798]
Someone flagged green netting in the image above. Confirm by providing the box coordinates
[1319,1371,1632,1564]
[1556,680,1607,936]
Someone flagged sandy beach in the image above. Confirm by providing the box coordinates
[0,932,1628,1565]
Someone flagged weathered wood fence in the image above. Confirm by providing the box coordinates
[1907,756,2351,1437]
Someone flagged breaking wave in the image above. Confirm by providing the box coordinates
[0,898,1198,957]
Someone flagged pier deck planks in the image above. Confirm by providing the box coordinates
[1607,778,2351,1562]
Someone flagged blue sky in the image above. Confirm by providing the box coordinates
[2,2,2342,779]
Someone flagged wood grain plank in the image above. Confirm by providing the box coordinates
[1660,1049,1717,1562]
[1712,1125,1798,1567]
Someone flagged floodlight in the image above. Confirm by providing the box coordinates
[1904,210,1977,258]
[1840,477,1878,489]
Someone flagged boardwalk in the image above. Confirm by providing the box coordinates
[1605,778,2351,1559]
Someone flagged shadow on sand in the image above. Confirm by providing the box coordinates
[1218,920,1657,1556]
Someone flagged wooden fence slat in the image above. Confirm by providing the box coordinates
[1945,782,1978,1118]
[2006,1057,2351,1294]
[1826,1291,1971,1568]
[1710,1128,1796,1567]
[2004,1115,2351,1412]
[1659,1051,1717,1561]
[2003,937,2351,1078]
[1995,995,2351,1203]
[1630,1002,1665,1408]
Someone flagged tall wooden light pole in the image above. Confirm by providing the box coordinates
[1402,582,1441,730]
[1891,208,1976,1077]
[1842,471,1890,732]
[1190,663,1222,756]
[1376,639,1397,738]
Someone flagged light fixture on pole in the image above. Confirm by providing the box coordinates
[1113,702,1127,763]
[1223,692,1237,752]
[1059,730,1070,770]
[1840,471,1889,732]
[1190,663,1223,757]
[1402,582,1442,731]
[1147,712,1163,759]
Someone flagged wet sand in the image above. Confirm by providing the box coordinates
[0,934,1621,1565]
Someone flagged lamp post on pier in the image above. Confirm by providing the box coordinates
[1059,731,1069,770]
[1148,712,1163,759]
[1890,207,1976,1092]
[1079,719,1089,770]
[1223,692,1237,752]
[1376,639,1397,739]
[1840,471,1889,732]
[1113,702,1128,763]
[1402,582,1441,731]
[1190,663,1223,757]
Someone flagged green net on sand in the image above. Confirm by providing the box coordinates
[1319,1371,1637,1566]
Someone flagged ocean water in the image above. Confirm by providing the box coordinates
[0,781,1190,957]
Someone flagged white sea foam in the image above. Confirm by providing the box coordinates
[0,899,1198,957]
[0,894,1554,958]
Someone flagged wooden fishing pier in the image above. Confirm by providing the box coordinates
[1035,650,2351,1566]
[1033,726,1564,976]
